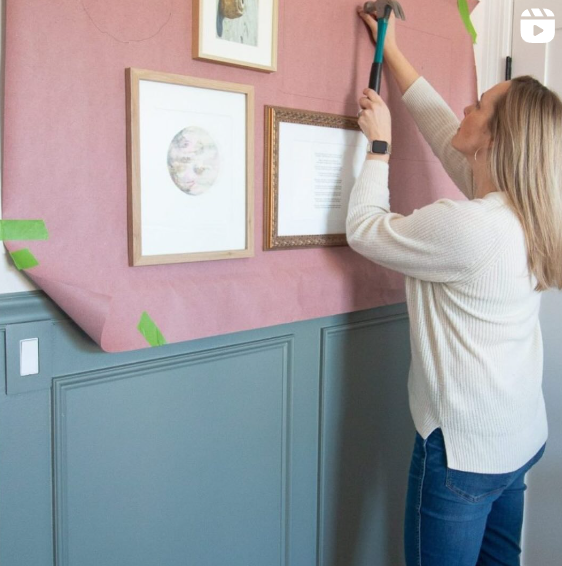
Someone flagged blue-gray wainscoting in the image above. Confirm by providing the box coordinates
[0,291,413,566]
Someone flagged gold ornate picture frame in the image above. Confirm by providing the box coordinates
[264,106,363,250]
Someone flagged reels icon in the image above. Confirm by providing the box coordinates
[521,8,556,43]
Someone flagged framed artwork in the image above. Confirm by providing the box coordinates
[126,68,254,266]
[264,106,366,250]
[192,0,278,72]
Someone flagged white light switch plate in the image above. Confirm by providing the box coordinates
[6,321,54,395]
[20,338,39,376]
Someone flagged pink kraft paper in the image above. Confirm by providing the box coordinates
[3,0,479,352]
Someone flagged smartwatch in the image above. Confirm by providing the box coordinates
[367,140,392,155]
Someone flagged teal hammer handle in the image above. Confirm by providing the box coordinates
[368,5,392,93]
[374,18,389,63]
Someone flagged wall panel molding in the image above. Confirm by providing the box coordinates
[317,313,411,566]
[0,291,66,327]
[52,336,294,566]
[1,290,411,566]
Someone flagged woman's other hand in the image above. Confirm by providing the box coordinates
[357,5,399,56]
[358,88,392,146]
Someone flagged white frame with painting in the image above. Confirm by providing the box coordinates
[126,68,254,266]
[192,0,278,72]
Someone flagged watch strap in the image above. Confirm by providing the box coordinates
[367,140,392,155]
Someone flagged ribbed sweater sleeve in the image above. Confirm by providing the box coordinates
[345,161,505,283]
[401,77,475,199]
[345,76,506,283]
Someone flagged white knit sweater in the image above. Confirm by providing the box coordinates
[346,77,548,473]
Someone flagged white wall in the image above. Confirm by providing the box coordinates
[522,290,562,564]
[0,0,37,294]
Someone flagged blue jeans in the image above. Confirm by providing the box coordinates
[404,428,545,566]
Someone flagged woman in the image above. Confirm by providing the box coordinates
[347,7,562,565]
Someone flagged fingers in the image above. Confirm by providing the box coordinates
[358,98,377,116]
[357,5,397,22]
[359,92,374,107]
[359,96,371,108]
[358,88,388,122]
[356,5,377,29]
[362,88,383,102]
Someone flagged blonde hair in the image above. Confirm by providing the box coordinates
[487,75,562,291]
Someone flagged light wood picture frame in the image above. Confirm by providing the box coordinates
[126,68,254,266]
[264,106,365,250]
[192,0,278,72]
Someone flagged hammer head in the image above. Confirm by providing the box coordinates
[363,0,406,20]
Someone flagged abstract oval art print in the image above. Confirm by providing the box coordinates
[167,126,220,195]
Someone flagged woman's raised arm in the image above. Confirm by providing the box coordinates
[357,7,474,198]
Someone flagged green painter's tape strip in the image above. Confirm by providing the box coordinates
[458,0,477,44]
[138,312,167,347]
[0,219,49,241]
[9,248,39,270]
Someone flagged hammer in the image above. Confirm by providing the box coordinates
[363,1,406,93]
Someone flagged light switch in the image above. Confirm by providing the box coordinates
[7,322,53,394]
[20,338,39,376]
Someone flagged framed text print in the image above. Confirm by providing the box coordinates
[192,0,278,72]
[265,106,365,250]
[126,68,254,266]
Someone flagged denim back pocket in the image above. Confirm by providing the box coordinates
[445,468,513,503]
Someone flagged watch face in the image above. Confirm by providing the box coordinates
[372,140,388,153]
